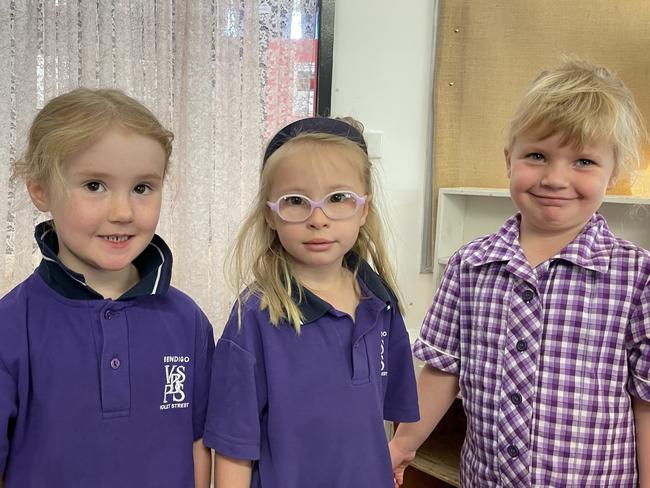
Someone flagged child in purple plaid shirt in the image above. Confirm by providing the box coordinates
[390,58,650,487]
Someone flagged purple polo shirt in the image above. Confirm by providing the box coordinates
[204,255,419,488]
[0,222,214,488]
[414,212,650,486]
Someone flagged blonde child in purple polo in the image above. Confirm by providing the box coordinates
[390,59,650,486]
[203,117,419,488]
[0,89,213,487]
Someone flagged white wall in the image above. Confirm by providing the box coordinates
[331,1,436,337]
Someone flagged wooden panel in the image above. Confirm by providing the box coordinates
[411,398,465,487]
[431,1,650,247]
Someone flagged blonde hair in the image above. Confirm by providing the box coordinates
[507,57,646,174]
[12,88,173,186]
[230,118,401,332]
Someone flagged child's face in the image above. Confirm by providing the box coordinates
[28,126,166,280]
[266,144,369,280]
[505,131,617,239]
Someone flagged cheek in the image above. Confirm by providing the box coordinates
[273,225,294,246]
[508,166,539,190]
[49,195,91,221]
[583,177,611,197]
[138,200,163,229]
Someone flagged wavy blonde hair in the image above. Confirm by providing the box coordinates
[230,118,401,332]
[12,88,173,186]
[508,57,646,175]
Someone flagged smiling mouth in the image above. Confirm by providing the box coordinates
[102,235,131,242]
[530,193,575,203]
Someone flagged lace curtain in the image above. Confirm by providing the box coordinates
[0,0,319,332]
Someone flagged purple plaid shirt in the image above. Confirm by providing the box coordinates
[414,212,650,487]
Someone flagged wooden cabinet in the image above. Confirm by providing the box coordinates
[401,396,465,488]
[398,187,650,486]
[391,357,464,488]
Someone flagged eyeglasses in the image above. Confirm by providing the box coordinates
[267,190,367,223]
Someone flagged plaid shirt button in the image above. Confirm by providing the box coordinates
[515,340,527,352]
[521,289,534,302]
[507,445,519,458]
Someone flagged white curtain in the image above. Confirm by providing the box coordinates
[0,0,319,333]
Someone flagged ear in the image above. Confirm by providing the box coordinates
[504,146,512,178]
[264,206,277,230]
[607,168,619,190]
[27,179,51,212]
[359,194,371,226]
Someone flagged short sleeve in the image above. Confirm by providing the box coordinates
[383,310,419,422]
[192,311,215,440]
[412,252,462,375]
[203,307,267,460]
[0,363,17,474]
[627,281,650,401]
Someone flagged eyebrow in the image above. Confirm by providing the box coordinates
[277,185,357,195]
[74,171,163,181]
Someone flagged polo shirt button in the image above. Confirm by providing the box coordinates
[507,445,519,458]
[510,392,522,405]
[386,304,391,311]
[110,357,121,369]
[521,289,534,302]
[104,309,113,320]
[516,340,527,352]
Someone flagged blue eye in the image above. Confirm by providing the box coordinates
[527,153,544,161]
[576,159,595,167]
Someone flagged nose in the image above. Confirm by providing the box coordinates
[540,162,569,189]
[108,192,134,223]
[306,207,330,228]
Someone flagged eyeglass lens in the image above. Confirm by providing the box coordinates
[278,192,361,222]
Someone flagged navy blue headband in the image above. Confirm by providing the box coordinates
[263,117,368,163]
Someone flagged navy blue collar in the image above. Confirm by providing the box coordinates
[35,221,173,300]
[291,253,397,324]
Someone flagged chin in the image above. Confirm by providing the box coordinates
[97,259,137,273]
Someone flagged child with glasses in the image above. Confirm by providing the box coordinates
[0,88,214,488]
[204,117,419,488]
[390,58,650,487]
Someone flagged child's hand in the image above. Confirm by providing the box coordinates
[389,438,416,487]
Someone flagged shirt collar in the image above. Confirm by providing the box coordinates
[35,220,173,300]
[465,212,613,274]
[291,252,397,324]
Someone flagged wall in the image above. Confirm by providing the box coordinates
[331,1,436,337]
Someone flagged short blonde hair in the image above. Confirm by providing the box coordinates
[507,58,646,174]
[230,118,401,332]
[13,88,173,185]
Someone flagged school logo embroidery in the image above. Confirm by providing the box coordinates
[160,355,191,410]
[380,331,388,376]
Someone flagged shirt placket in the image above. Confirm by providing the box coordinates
[98,303,131,418]
[350,298,386,385]
[497,277,542,487]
